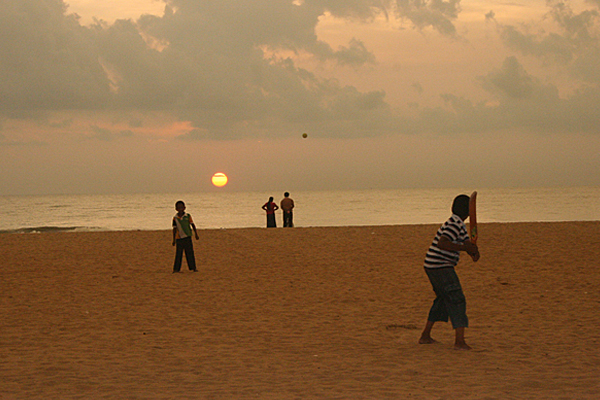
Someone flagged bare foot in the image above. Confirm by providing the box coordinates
[419,336,438,344]
[454,343,472,350]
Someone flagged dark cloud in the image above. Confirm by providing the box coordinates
[403,55,599,136]
[0,0,471,140]
[588,0,600,8]
[481,56,536,99]
[402,0,600,136]
[176,128,208,141]
[411,81,424,94]
[0,0,111,111]
[3,0,600,144]
[394,0,461,37]
[333,38,377,65]
[88,125,134,141]
[497,25,575,62]
[494,1,600,83]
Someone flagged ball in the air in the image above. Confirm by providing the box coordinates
[302,133,308,138]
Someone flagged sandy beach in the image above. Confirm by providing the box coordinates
[1,222,599,399]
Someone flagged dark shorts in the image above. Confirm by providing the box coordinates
[424,267,468,329]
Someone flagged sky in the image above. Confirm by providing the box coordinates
[1,0,600,195]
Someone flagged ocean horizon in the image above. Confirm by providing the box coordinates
[1,186,599,233]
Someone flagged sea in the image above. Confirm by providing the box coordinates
[1,187,598,233]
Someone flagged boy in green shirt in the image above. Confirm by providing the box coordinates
[172,200,200,273]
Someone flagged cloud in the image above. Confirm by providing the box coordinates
[176,128,209,141]
[391,0,600,136]
[589,0,600,8]
[0,0,473,142]
[134,0,391,137]
[304,0,389,20]
[333,38,377,65]
[494,1,600,83]
[480,56,537,99]
[305,0,462,37]
[411,81,424,94]
[476,56,567,132]
[0,0,111,111]
[405,54,600,136]
[394,0,461,37]
[497,25,576,62]
[88,125,134,141]
[3,0,600,146]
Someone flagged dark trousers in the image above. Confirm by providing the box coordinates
[283,211,294,227]
[425,267,468,329]
[174,237,197,272]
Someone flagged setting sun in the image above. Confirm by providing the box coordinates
[211,172,228,187]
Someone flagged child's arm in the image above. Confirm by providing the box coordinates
[192,223,199,240]
[438,236,480,262]
[172,227,177,246]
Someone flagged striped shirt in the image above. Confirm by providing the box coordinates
[424,214,468,269]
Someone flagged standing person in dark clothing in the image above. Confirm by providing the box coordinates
[280,192,295,227]
[172,200,199,273]
[262,196,279,228]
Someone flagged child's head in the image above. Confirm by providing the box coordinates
[452,194,470,220]
[175,200,186,212]
[269,196,274,202]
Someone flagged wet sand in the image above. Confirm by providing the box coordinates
[2,222,599,399]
